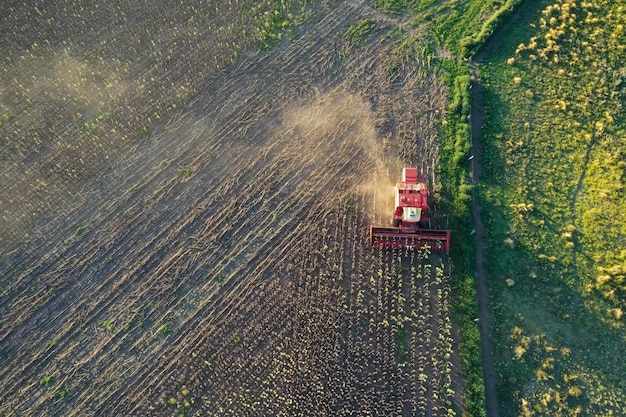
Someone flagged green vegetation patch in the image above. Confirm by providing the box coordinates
[39,374,55,387]
[479,0,626,414]
[453,274,485,417]
[372,0,408,15]
[458,0,524,58]
[371,0,524,56]
[346,19,376,46]
[245,0,308,50]
[429,0,523,56]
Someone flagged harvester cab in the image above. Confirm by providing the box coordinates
[370,167,451,252]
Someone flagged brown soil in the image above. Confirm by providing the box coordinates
[0,1,465,415]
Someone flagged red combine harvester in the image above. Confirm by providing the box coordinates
[370,167,451,253]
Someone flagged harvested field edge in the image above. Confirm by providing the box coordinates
[0,1,467,416]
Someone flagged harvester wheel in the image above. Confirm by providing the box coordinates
[392,218,400,227]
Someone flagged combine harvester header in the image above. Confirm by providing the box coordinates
[370,167,451,253]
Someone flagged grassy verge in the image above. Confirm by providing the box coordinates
[479,0,626,414]
[458,0,524,58]
[439,59,484,417]
[383,0,525,57]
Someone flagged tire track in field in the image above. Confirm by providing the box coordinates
[468,68,500,417]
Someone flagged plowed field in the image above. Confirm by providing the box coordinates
[1,1,462,415]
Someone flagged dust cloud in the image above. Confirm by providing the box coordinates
[0,48,131,245]
[357,155,398,226]
[278,89,399,224]
[279,89,377,164]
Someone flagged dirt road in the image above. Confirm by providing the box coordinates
[469,71,500,417]
[466,3,538,414]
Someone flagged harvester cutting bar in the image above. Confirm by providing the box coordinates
[370,226,451,253]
